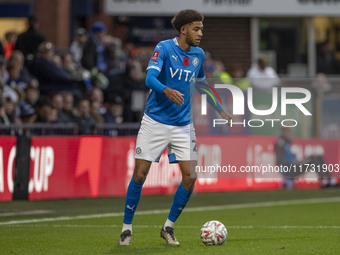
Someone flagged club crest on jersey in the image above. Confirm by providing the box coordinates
[151,51,160,60]
[193,57,199,67]
[183,57,189,66]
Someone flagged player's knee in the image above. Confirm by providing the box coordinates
[133,170,148,183]
[182,175,196,190]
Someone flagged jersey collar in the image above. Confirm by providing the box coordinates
[173,37,192,52]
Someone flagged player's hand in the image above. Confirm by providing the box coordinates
[218,110,233,126]
[163,87,184,106]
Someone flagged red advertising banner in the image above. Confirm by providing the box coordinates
[0,137,16,201]
[1,136,339,201]
[194,136,340,192]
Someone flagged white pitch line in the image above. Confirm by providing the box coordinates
[5,224,340,229]
[1,196,340,226]
[0,210,54,217]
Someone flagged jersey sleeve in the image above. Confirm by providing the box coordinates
[146,42,166,73]
[195,81,223,112]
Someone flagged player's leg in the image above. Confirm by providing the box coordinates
[123,160,152,226]
[161,124,197,245]
[118,114,170,245]
[167,160,197,225]
[161,161,197,245]
[118,159,151,245]
[281,163,299,190]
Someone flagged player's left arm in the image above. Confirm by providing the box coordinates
[195,80,232,122]
[217,108,233,122]
[195,51,232,122]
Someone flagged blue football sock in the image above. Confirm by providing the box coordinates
[168,183,192,223]
[123,178,144,224]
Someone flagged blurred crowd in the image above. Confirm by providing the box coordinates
[0,16,148,135]
[0,15,338,135]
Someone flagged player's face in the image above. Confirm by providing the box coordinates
[185,21,203,47]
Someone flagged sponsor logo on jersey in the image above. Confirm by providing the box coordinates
[169,67,196,82]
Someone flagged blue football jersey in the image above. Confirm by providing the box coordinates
[145,38,205,126]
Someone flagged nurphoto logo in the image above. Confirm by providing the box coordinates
[200,84,312,128]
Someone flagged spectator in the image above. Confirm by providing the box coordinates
[74,99,96,135]
[102,96,124,124]
[50,92,65,122]
[58,92,76,123]
[247,56,280,90]
[30,41,82,96]
[0,99,10,125]
[61,52,92,89]
[51,92,63,111]
[107,60,140,103]
[19,102,36,123]
[316,42,340,74]
[3,97,19,123]
[24,86,40,106]
[52,54,63,68]
[105,36,126,77]
[123,60,145,91]
[90,100,104,124]
[14,15,46,66]
[49,107,59,124]
[8,50,39,88]
[61,52,81,79]
[121,41,136,63]
[213,60,232,84]
[0,55,7,79]
[275,127,338,189]
[35,97,54,123]
[311,73,332,96]
[3,31,17,59]
[0,56,19,104]
[116,60,147,122]
[81,21,108,73]
[229,63,250,91]
[70,28,88,64]
[86,87,105,114]
[6,58,28,92]
[203,51,215,79]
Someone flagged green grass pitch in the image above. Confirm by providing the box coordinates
[1,189,340,254]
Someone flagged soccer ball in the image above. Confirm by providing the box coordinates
[200,220,228,246]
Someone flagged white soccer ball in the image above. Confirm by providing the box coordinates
[200,220,228,246]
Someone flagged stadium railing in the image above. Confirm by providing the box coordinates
[0,123,140,136]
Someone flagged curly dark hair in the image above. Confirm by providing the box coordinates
[171,9,204,32]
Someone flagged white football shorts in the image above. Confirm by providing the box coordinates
[134,114,198,162]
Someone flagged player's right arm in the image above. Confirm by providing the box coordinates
[146,43,184,106]
[145,70,184,106]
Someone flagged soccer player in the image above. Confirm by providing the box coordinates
[118,9,232,246]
